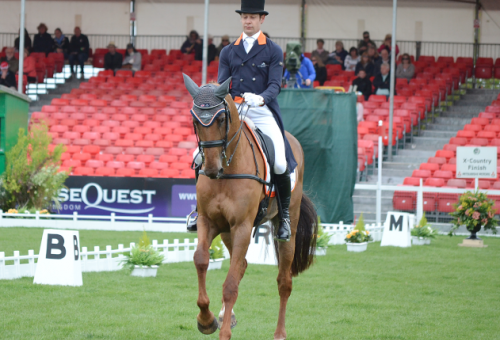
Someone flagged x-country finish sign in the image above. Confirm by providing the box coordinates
[456,147,497,179]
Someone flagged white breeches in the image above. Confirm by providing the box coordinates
[236,103,287,175]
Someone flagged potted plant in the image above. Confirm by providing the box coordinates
[449,191,498,239]
[316,217,331,256]
[121,231,164,277]
[411,213,438,245]
[208,235,224,270]
[345,214,372,252]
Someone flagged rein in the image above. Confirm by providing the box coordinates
[192,100,271,187]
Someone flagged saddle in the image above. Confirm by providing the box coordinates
[241,118,275,228]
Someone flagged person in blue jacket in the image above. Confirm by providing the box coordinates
[187,0,296,242]
[284,53,316,88]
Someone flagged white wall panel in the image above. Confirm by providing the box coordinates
[307,5,474,43]
[135,3,301,37]
[0,1,130,35]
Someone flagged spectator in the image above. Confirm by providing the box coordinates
[53,28,70,57]
[396,53,415,81]
[195,35,216,63]
[373,63,393,96]
[368,45,380,64]
[377,34,399,56]
[374,49,391,76]
[104,42,123,73]
[352,69,372,101]
[344,47,360,72]
[122,43,142,72]
[284,53,316,89]
[216,35,230,59]
[69,27,90,75]
[33,23,53,56]
[355,52,375,78]
[0,62,16,88]
[326,40,348,67]
[311,55,327,86]
[22,48,37,83]
[14,29,32,52]
[0,47,19,74]
[358,31,376,54]
[181,30,199,54]
[311,39,329,64]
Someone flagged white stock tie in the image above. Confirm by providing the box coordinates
[244,37,255,54]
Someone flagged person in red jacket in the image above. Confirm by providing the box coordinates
[377,34,399,57]
[22,48,37,83]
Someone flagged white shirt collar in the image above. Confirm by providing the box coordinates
[242,31,261,42]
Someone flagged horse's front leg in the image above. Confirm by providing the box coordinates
[219,222,252,340]
[194,216,218,334]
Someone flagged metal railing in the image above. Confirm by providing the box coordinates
[1,32,499,61]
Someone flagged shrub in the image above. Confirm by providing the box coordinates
[1,123,67,211]
[209,235,224,260]
[316,217,331,248]
[121,230,165,270]
[345,214,373,243]
[449,191,497,236]
[411,213,438,239]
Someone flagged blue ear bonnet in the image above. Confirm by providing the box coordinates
[190,84,227,127]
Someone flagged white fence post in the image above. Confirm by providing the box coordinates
[0,252,4,279]
[416,178,424,223]
[28,249,35,276]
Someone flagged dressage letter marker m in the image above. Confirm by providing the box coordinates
[380,212,412,248]
[33,229,83,286]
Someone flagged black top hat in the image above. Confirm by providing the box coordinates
[236,0,269,16]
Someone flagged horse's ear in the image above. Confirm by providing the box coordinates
[214,77,232,100]
[183,73,200,99]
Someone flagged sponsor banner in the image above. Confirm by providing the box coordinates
[56,177,196,217]
[456,147,497,179]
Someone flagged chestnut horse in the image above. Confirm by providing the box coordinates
[184,75,317,340]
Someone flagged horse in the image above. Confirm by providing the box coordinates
[183,74,318,340]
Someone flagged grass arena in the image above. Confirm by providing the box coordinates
[1,228,500,339]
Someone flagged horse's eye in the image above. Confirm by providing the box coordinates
[219,116,225,124]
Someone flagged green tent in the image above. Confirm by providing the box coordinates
[279,89,358,224]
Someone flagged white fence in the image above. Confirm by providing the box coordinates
[0,238,201,280]
[0,211,186,232]
[322,222,384,245]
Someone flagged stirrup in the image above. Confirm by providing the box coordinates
[186,210,198,233]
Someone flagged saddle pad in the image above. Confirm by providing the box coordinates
[242,118,297,198]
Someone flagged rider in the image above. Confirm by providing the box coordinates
[187,0,297,242]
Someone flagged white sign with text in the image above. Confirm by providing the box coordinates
[246,223,277,265]
[456,147,497,179]
[33,229,83,286]
[380,212,413,248]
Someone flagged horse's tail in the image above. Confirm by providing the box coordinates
[274,193,318,277]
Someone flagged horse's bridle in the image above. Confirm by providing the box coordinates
[190,98,270,186]
[191,98,249,168]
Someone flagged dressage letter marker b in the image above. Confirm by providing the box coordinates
[46,234,66,259]
[380,212,412,248]
[33,229,83,286]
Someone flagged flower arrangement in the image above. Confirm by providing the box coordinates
[121,231,165,271]
[411,214,438,239]
[345,214,373,243]
[209,235,224,260]
[449,191,498,236]
[316,217,332,249]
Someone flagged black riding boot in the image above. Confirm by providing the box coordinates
[186,168,200,232]
[274,168,292,242]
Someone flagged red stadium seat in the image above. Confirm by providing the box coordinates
[138,168,159,177]
[412,170,431,179]
[116,168,135,177]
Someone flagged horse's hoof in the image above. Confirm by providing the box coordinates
[218,313,237,329]
[197,318,218,335]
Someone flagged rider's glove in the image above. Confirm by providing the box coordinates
[243,93,265,107]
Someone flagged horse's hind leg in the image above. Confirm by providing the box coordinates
[194,216,218,334]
